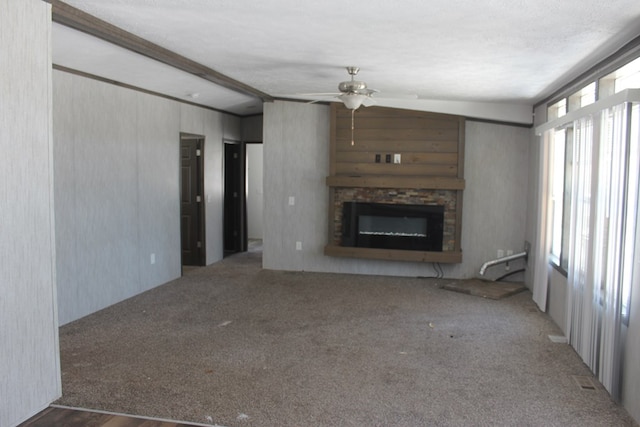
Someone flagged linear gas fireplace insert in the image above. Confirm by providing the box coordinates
[341,202,444,251]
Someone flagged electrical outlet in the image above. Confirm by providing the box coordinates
[296,241,302,250]
[150,253,156,265]
[497,249,504,258]
[507,249,514,256]
[288,196,295,206]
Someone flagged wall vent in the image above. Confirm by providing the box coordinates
[572,375,596,390]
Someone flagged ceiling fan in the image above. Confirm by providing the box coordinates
[335,66,378,110]
[301,66,416,144]
[303,66,383,110]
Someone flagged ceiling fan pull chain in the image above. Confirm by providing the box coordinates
[351,109,355,146]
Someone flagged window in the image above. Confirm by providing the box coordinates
[549,128,568,269]
[614,56,640,93]
[548,98,566,121]
[546,58,640,274]
[548,126,575,272]
[569,82,596,109]
[600,57,640,98]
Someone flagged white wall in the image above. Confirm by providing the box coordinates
[0,0,61,425]
[263,100,530,279]
[53,71,237,325]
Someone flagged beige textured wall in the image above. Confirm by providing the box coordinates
[246,143,264,239]
[54,71,237,325]
[263,100,530,279]
[450,120,530,279]
[547,267,568,335]
[0,0,61,425]
[223,114,242,141]
[242,114,264,142]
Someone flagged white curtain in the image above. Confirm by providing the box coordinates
[565,102,640,399]
[566,115,599,370]
[532,131,552,311]
[622,104,640,323]
[598,103,640,396]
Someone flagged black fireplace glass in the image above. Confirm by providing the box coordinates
[342,202,444,251]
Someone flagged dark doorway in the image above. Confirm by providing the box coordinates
[224,141,247,256]
[180,135,205,266]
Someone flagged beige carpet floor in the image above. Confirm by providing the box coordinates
[55,249,636,427]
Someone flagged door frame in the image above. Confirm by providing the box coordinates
[180,133,206,267]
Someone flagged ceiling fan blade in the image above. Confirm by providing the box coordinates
[362,97,377,107]
[296,92,341,96]
[372,92,418,100]
[291,67,418,110]
[306,99,330,104]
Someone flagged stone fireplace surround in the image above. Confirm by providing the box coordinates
[332,187,457,252]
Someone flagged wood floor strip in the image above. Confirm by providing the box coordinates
[18,405,215,427]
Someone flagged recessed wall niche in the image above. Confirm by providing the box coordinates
[324,103,465,263]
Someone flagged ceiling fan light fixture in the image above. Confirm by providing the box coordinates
[339,93,367,110]
[338,80,367,92]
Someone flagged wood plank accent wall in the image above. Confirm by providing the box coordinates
[325,103,466,263]
[331,104,464,177]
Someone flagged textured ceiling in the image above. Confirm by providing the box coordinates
[52,0,640,122]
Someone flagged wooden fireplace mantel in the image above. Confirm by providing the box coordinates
[326,103,465,264]
[324,244,463,263]
[326,175,465,190]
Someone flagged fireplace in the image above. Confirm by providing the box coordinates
[341,202,444,251]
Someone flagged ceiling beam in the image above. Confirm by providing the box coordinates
[46,0,274,102]
[53,64,246,117]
